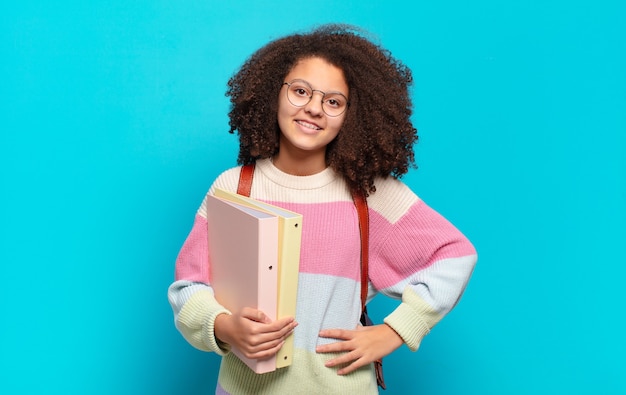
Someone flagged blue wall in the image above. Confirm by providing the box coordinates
[1,1,624,394]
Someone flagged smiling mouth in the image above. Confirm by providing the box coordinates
[296,120,322,131]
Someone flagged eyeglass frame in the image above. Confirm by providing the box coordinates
[282,79,349,117]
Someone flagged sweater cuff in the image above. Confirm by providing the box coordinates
[177,289,231,355]
[383,287,442,351]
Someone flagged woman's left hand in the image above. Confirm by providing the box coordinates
[316,323,403,375]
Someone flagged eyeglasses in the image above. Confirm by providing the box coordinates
[282,79,349,117]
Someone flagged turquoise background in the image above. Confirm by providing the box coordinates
[1,1,624,394]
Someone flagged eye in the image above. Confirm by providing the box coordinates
[290,83,312,98]
[326,99,339,108]
[324,95,345,108]
[294,87,309,97]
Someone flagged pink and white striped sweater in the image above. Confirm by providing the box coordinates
[168,159,477,394]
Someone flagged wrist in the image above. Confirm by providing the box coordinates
[214,312,232,346]
[384,323,404,349]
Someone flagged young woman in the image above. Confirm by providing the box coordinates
[168,24,477,394]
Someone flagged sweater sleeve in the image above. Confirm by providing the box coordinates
[368,180,477,351]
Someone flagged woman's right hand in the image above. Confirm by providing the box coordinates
[214,307,297,360]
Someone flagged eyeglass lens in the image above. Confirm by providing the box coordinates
[284,80,348,117]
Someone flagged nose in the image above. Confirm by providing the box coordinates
[304,91,325,116]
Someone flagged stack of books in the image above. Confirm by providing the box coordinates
[206,189,303,374]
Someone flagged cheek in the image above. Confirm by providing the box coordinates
[277,97,296,119]
[329,117,346,135]
[277,102,292,131]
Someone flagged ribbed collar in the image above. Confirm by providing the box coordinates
[255,159,340,190]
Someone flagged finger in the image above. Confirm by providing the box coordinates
[242,321,297,351]
[270,316,297,333]
[240,339,286,360]
[241,308,272,324]
[316,340,354,354]
[329,353,369,375]
[318,328,353,340]
[252,317,297,337]
[324,350,358,367]
[324,352,367,375]
[336,359,366,375]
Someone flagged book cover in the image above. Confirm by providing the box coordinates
[213,188,302,368]
[206,194,279,374]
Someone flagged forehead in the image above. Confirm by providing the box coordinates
[284,57,348,95]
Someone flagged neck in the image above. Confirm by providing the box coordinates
[272,151,327,176]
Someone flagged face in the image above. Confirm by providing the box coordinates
[277,57,348,161]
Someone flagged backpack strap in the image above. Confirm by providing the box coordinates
[237,163,255,196]
[352,189,385,390]
[352,190,369,313]
[237,163,385,389]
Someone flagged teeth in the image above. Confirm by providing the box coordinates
[297,120,321,130]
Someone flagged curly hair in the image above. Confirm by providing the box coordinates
[226,24,418,195]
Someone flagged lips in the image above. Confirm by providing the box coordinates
[296,119,322,131]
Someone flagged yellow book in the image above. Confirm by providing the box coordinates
[213,188,303,369]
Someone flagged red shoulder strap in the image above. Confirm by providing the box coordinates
[237,164,369,312]
[352,190,369,313]
[237,163,255,196]
[352,189,383,389]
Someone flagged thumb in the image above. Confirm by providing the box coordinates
[243,308,271,324]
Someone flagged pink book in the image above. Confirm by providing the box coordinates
[206,194,279,374]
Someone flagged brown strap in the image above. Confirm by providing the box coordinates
[352,189,385,390]
[237,163,255,196]
[352,190,369,312]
